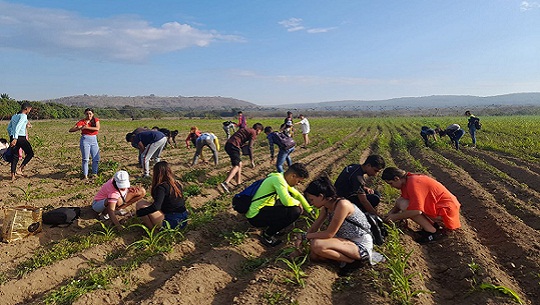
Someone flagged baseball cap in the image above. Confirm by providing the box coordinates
[113,170,131,189]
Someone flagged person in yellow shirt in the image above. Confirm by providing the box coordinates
[246,163,313,247]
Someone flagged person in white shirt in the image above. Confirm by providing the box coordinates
[295,114,310,148]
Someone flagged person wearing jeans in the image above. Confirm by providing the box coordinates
[7,102,34,182]
[465,110,478,147]
[264,126,295,173]
[69,108,100,179]
[192,132,220,166]
[126,130,167,177]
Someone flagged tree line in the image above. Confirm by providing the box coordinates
[0,94,237,121]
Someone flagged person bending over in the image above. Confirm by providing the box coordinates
[302,174,381,275]
[334,155,385,216]
[382,167,461,244]
[92,170,146,230]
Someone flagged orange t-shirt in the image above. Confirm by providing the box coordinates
[401,173,461,229]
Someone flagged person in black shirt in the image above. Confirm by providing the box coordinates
[135,161,188,229]
[334,155,385,216]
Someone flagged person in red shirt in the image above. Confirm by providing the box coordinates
[69,108,100,179]
[382,167,461,244]
[220,123,263,193]
[236,111,247,129]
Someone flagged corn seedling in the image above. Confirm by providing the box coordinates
[95,221,116,239]
[477,283,523,304]
[127,222,184,253]
[222,230,249,246]
[184,184,202,197]
[276,254,308,287]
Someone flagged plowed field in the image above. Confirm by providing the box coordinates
[0,116,538,305]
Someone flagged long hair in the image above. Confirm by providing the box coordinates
[151,161,182,198]
[85,108,97,126]
[304,173,337,200]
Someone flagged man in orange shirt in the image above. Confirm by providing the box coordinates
[381,167,461,244]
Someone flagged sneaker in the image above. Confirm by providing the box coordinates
[415,229,443,244]
[338,259,365,276]
[260,233,282,247]
[115,209,129,216]
[99,214,110,221]
[220,182,230,193]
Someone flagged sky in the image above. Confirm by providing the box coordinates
[1,0,540,106]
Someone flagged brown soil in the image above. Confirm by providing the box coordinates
[0,120,538,305]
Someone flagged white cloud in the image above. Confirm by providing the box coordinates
[0,1,243,62]
[278,17,336,34]
[520,1,540,11]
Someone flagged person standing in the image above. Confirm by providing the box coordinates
[465,110,480,148]
[334,155,386,216]
[7,102,34,181]
[69,108,100,179]
[382,167,461,244]
[236,111,247,129]
[220,123,264,193]
[135,161,188,229]
[191,132,220,166]
[264,126,295,173]
[126,130,167,177]
[295,114,310,148]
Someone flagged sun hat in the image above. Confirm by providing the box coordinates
[113,170,131,189]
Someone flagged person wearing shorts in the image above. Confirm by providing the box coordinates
[220,123,263,193]
[135,161,188,229]
[92,170,146,229]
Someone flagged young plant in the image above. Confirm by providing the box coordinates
[276,254,308,288]
[477,283,523,304]
[127,222,183,254]
[95,221,116,240]
[183,184,202,197]
[222,230,249,246]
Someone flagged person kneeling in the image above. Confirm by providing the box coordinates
[135,161,188,229]
[302,175,380,276]
[382,167,461,244]
[246,163,312,247]
[92,170,146,230]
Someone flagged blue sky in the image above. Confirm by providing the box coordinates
[1,0,539,105]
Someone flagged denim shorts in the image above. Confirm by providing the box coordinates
[163,211,188,229]
[92,198,107,213]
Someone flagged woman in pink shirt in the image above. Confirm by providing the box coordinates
[69,108,100,179]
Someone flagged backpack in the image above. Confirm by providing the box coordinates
[42,207,81,227]
[275,132,295,150]
[364,213,388,246]
[474,118,482,130]
[232,179,276,214]
[345,212,388,246]
[2,147,14,163]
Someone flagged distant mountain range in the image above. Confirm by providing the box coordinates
[281,93,540,110]
[43,93,540,111]
[42,94,257,110]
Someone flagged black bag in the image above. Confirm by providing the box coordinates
[474,118,482,130]
[42,207,81,227]
[232,179,275,214]
[345,212,388,246]
[275,132,295,150]
[365,213,388,246]
[2,147,15,163]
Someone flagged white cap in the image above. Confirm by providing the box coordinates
[113,170,130,189]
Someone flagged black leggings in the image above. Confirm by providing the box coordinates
[10,136,34,174]
[248,205,301,236]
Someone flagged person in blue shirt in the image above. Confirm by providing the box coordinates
[126,130,167,177]
[264,126,295,173]
[7,102,34,181]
